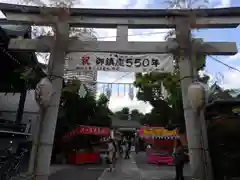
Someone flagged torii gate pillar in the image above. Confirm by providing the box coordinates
[33,18,69,180]
[176,20,206,180]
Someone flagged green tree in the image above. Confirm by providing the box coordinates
[131,109,145,122]
[208,83,236,102]
[96,93,109,107]
[134,0,209,128]
[91,93,112,127]
[134,72,177,126]
[114,107,130,120]
[52,79,97,161]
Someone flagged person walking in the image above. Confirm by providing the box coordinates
[123,140,127,159]
[173,140,187,180]
[125,137,132,159]
[118,139,123,158]
[135,136,139,154]
[107,138,117,172]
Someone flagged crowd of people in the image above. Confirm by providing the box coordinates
[106,135,188,180]
[107,136,136,172]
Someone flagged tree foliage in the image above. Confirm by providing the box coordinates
[114,107,145,122]
[208,83,239,102]
[91,93,112,127]
[133,0,210,128]
[133,59,208,127]
[131,109,145,122]
[56,80,112,133]
[52,80,112,160]
[114,107,130,120]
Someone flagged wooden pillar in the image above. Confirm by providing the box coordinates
[15,87,27,124]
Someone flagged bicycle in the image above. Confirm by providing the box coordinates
[2,148,28,180]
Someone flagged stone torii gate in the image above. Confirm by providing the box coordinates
[0,3,239,180]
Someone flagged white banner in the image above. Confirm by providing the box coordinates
[65,53,174,73]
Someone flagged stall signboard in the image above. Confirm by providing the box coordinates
[65,52,174,73]
[63,125,110,139]
[139,127,178,138]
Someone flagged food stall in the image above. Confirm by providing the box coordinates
[63,125,110,165]
[139,127,179,165]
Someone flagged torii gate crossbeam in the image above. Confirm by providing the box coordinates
[0,3,240,28]
[8,38,238,55]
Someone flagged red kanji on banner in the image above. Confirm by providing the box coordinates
[63,126,110,140]
[82,55,90,65]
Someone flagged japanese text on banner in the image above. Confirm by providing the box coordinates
[143,128,178,136]
[66,53,173,73]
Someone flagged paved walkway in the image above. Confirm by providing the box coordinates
[135,152,191,180]
[12,164,106,180]
[50,164,74,174]
[49,165,105,180]
[98,154,192,180]
[139,165,191,180]
[137,161,191,180]
[98,158,142,180]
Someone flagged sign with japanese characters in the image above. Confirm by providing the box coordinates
[63,125,110,140]
[65,53,173,72]
[139,127,179,138]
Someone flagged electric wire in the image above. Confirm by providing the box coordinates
[209,56,240,73]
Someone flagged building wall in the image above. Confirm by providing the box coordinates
[0,90,39,136]
[0,111,39,124]
[64,29,98,95]
[0,91,39,113]
[0,138,28,152]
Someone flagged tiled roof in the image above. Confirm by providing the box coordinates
[111,116,141,128]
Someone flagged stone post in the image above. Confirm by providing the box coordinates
[34,10,70,180]
[176,19,205,180]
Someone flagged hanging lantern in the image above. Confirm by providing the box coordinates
[117,84,120,96]
[188,82,206,110]
[161,82,168,99]
[128,85,134,100]
[79,84,87,98]
[123,84,126,95]
[35,77,53,107]
[128,112,131,121]
[105,84,112,99]
[110,129,115,139]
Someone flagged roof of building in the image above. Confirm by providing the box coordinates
[111,116,141,128]
[0,24,31,37]
[206,99,240,108]
[0,24,46,92]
